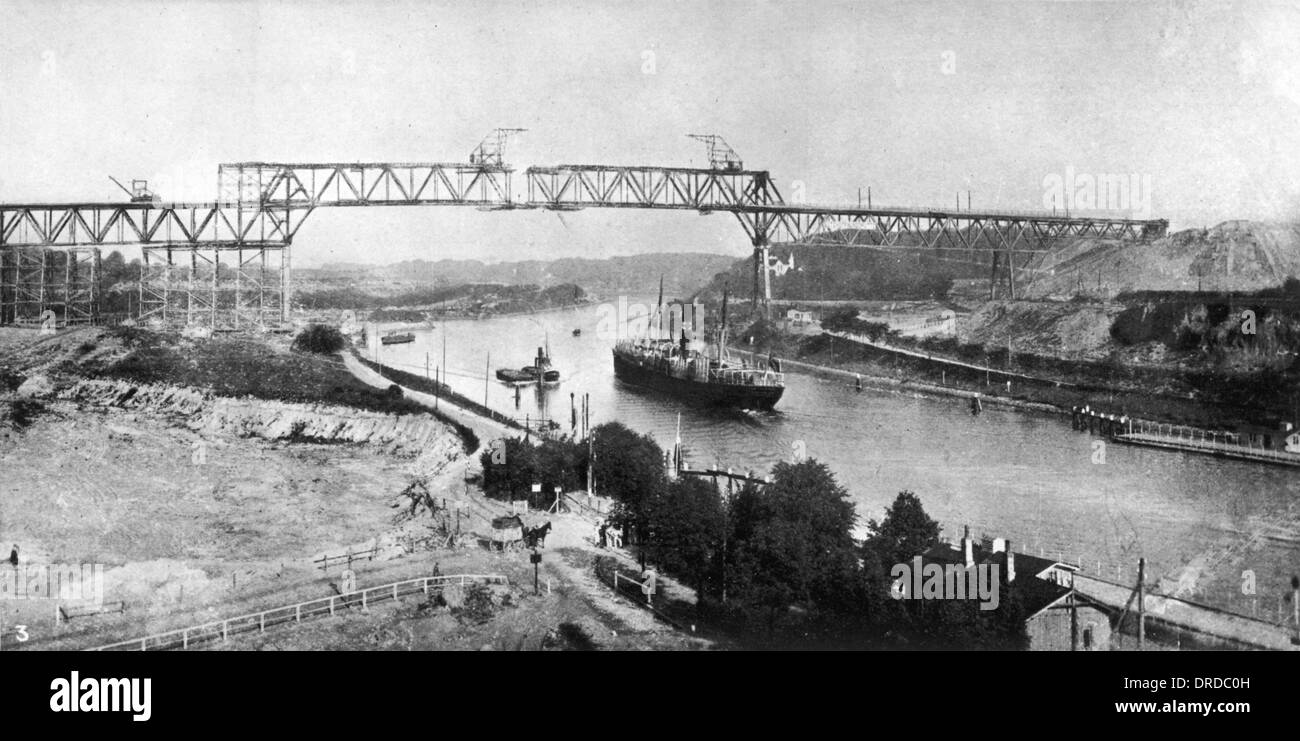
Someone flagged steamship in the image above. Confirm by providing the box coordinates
[611,286,785,410]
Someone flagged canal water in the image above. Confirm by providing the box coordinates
[367,300,1300,615]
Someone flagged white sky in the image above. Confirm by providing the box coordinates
[1,0,1298,267]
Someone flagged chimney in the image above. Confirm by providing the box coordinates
[962,525,973,568]
[1005,540,1016,583]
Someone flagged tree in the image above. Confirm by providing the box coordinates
[646,476,726,606]
[729,460,859,626]
[479,436,585,508]
[862,490,942,570]
[591,422,667,564]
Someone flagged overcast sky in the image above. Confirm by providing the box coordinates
[2,0,1298,267]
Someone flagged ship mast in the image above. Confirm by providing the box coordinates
[650,275,664,341]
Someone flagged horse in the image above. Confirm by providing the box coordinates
[607,525,624,549]
[525,521,553,549]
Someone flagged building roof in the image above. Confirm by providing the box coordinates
[918,541,1072,619]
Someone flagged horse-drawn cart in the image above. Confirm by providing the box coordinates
[487,515,525,552]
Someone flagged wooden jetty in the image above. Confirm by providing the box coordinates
[1072,406,1300,468]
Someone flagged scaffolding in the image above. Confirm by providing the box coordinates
[0,246,100,327]
[139,243,285,330]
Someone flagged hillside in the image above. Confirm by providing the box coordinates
[694,242,963,304]
[302,252,738,296]
[1021,221,1300,300]
[695,220,1300,306]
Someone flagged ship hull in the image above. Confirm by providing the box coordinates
[612,351,784,410]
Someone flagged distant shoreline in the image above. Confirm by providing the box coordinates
[363,298,597,328]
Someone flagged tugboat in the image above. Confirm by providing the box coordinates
[496,343,561,386]
[611,285,784,410]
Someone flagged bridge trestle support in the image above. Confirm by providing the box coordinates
[138,243,286,331]
[0,246,100,328]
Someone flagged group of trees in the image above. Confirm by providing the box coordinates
[480,421,1030,648]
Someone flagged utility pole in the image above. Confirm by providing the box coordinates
[1292,575,1299,645]
[485,352,490,408]
[531,550,542,595]
[1137,557,1146,650]
[1069,589,1078,651]
[587,430,595,497]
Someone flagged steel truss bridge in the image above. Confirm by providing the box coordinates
[0,135,1167,329]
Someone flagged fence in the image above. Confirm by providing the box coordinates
[58,601,126,624]
[87,573,508,651]
[313,545,379,572]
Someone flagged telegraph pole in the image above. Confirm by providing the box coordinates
[1292,575,1299,645]
[1137,558,1146,650]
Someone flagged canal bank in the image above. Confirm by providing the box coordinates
[752,327,1291,433]
[749,348,1067,419]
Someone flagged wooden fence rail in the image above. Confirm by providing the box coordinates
[87,573,508,652]
[313,546,379,572]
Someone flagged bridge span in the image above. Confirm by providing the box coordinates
[0,133,1167,330]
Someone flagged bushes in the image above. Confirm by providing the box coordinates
[292,324,346,354]
[456,583,496,624]
[2,399,46,429]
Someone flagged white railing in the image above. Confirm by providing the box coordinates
[1116,416,1299,463]
[87,573,508,651]
[708,368,784,387]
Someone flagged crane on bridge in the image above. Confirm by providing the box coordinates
[687,134,744,171]
[469,128,527,168]
[108,176,160,204]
